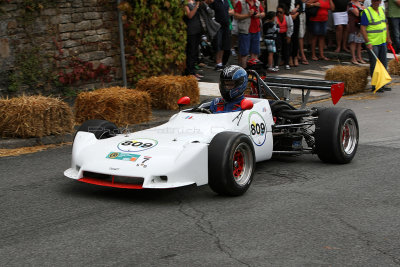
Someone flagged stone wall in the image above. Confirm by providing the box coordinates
[0,0,122,97]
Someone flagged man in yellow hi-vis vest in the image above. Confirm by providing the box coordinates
[360,0,392,92]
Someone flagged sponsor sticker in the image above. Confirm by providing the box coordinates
[117,138,158,152]
[106,152,141,162]
[136,156,152,168]
[248,111,266,146]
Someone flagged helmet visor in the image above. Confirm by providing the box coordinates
[221,79,236,90]
[221,76,245,90]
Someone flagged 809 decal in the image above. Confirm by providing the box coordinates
[250,122,265,136]
[118,138,158,152]
[248,112,267,146]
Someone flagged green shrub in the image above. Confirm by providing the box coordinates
[119,0,187,84]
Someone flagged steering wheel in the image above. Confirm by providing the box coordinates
[191,107,212,114]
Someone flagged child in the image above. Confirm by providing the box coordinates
[347,0,366,64]
[263,11,280,72]
[275,4,293,70]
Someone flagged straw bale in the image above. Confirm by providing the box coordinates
[74,86,151,126]
[325,65,369,94]
[388,59,400,75]
[136,75,200,110]
[0,96,74,138]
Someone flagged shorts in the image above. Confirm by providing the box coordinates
[333,11,348,26]
[311,21,328,36]
[238,32,261,56]
[264,39,276,53]
[215,26,231,51]
[348,32,365,43]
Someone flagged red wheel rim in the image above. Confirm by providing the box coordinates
[231,143,254,186]
[341,118,358,155]
[233,150,244,178]
[342,124,350,147]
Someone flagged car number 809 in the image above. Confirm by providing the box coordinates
[118,138,158,152]
[251,123,265,135]
[121,141,153,148]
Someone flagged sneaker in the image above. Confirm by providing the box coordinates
[254,59,263,64]
[247,58,257,66]
[215,64,224,71]
[274,66,279,70]
[377,88,385,93]
[195,73,204,78]
[267,67,278,73]
[285,65,291,70]
[384,86,392,91]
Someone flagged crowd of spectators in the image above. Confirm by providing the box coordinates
[183,0,400,83]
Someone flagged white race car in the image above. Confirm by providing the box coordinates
[64,70,359,196]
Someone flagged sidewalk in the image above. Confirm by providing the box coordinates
[0,50,378,149]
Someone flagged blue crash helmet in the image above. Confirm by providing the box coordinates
[219,65,248,102]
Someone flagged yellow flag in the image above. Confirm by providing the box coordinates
[371,59,392,93]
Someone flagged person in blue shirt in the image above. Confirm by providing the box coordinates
[210,65,248,113]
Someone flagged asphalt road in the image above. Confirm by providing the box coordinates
[1,83,400,266]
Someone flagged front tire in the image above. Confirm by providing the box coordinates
[208,132,256,196]
[315,108,359,164]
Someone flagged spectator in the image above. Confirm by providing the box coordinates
[308,0,335,61]
[363,0,384,9]
[388,0,400,53]
[332,0,350,52]
[360,0,392,92]
[184,0,203,79]
[222,0,235,66]
[348,0,366,64]
[289,0,302,67]
[263,11,280,72]
[275,4,293,69]
[231,0,239,57]
[205,0,232,71]
[298,0,309,64]
[234,0,265,68]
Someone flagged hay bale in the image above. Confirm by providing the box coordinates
[74,86,151,126]
[325,65,369,94]
[0,96,74,138]
[388,59,400,75]
[136,75,200,110]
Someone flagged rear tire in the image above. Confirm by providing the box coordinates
[76,119,120,140]
[208,132,256,196]
[315,108,358,164]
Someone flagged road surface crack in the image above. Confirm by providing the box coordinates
[335,216,400,265]
[177,199,251,267]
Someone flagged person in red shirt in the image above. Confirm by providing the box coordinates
[275,4,294,70]
[308,0,335,61]
[234,0,265,68]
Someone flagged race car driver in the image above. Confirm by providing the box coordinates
[210,65,248,113]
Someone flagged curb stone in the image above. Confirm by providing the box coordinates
[0,134,74,149]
